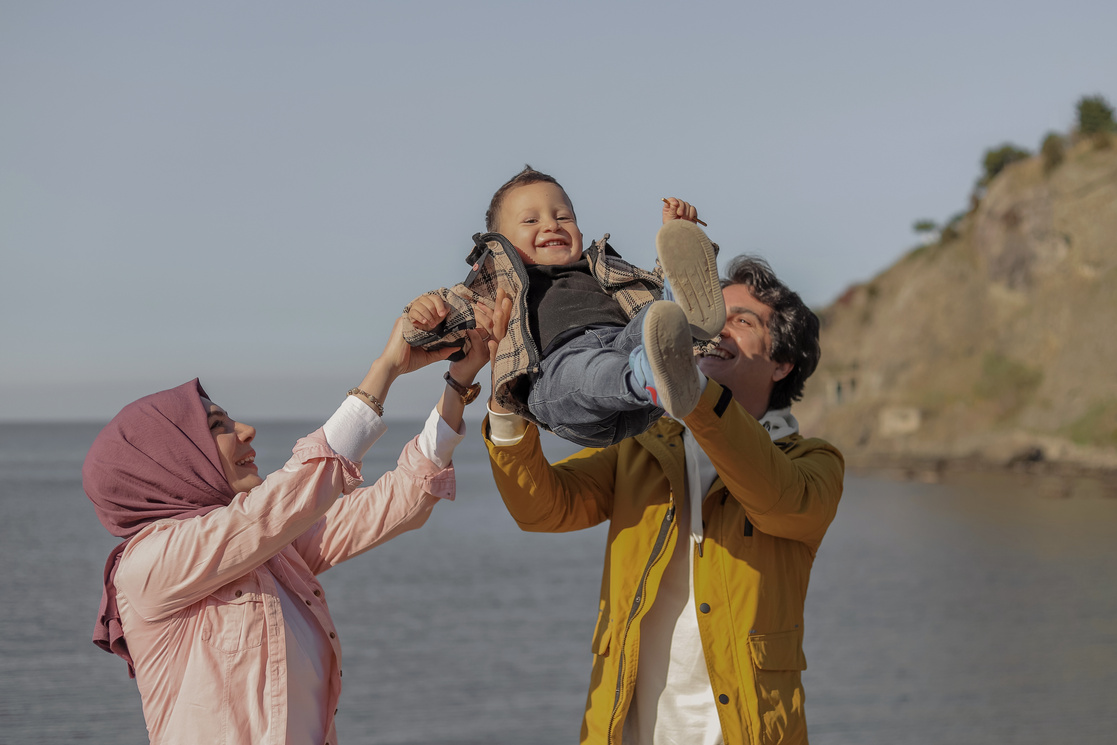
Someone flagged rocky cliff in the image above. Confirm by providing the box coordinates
[797,140,1117,475]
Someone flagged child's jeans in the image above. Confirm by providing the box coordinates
[526,303,662,448]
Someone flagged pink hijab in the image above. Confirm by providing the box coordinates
[83,379,236,675]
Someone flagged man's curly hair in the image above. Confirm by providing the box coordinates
[722,255,820,410]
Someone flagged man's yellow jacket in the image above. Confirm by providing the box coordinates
[486,381,845,744]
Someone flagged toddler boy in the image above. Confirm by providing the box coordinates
[403,166,724,448]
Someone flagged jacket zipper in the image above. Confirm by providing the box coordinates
[607,503,676,744]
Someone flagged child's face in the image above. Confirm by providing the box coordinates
[495,181,583,266]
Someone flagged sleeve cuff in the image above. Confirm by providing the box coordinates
[487,405,528,446]
[417,407,467,468]
[321,395,388,462]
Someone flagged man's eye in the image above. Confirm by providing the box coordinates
[210,418,224,431]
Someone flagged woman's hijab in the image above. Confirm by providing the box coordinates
[83,379,236,674]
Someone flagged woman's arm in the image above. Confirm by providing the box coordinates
[293,323,495,571]
[116,317,458,619]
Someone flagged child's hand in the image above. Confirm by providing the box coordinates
[407,294,449,330]
[662,197,702,225]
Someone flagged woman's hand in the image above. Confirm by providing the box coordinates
[436,293,510,429]
[448,328,491,386]
[476,289,513,413]
[380,316,456,378]
[350,316,455,415]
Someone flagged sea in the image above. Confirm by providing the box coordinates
[1,419,1115,744]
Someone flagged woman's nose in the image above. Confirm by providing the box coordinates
[237,422,256,443]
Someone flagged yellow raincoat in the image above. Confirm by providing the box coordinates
[486,381,844,744]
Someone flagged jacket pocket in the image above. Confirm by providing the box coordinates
[200,577,265,653]
[747,629,807,745]
[591,600,612,657]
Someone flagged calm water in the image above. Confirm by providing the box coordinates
[1,420,1114,744]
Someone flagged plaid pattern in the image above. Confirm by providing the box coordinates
[403,232,664,427]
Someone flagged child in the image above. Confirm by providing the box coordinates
[403,166,724,448]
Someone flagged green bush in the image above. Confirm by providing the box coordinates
[1041,132,1065,173]
[980,143,1031,186]
[1076,95,1116,134]
[912,219,937,234]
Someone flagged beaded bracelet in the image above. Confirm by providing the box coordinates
[346,387,385,417]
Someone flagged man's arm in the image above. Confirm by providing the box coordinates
[683,381,844,548]
[484,415,619,533]
[479,286,616,533]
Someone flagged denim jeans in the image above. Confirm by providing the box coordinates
[527,304,662,448]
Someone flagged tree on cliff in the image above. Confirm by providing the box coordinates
[1076,95,1116,135]
[979,143,1031,186]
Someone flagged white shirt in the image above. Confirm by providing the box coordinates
[624,425,723,745]
[624,409,799,744]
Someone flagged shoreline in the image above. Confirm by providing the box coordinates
[846,450,1117,498]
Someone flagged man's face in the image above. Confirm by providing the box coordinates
[201,397,263,494]
[495,181,583,266]
[698,284,793,414]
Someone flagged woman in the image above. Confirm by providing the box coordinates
[84,314,497,744]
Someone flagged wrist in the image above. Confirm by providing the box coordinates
[367,358,401,385]
[446,363,478,386]
[443,371,481,405]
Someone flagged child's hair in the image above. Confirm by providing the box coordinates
[485,165,575,232]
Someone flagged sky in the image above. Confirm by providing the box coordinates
[2,0,1115,422]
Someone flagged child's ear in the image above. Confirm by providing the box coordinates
[772,362,793,383]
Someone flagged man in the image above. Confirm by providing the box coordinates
[484,254,844,744]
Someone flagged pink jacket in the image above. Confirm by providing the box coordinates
[113,428,455,745]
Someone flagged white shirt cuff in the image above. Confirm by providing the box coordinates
[487,406,528,446]
[322,395,388,462]
[417,407,466,469]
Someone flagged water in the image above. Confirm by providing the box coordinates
[1,421,1115,744]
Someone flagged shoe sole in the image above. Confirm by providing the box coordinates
[643,301,701,418]
[656,220,726,340]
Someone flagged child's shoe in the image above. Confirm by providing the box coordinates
[656,220,725,340]
[630,301,702,418]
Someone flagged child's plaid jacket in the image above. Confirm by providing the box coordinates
[402,232,663,428]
